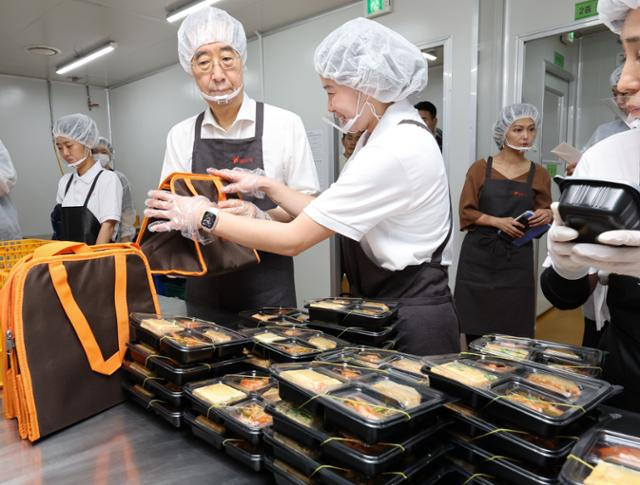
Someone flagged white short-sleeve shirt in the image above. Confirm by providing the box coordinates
[576,128,640,182]
[56,161,123,225]
[161,93,320,194]
[305,99,452,271]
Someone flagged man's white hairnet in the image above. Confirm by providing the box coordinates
[177,6,247,75]
[599,0,640,33]
[52,114,100,149]
[95,136,114,157]
[493,103,540,148]
[610,65,624,87]
[314,18,427,103]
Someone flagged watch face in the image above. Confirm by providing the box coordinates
[201,210,217,230]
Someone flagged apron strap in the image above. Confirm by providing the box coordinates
[398,118,452,265]
[525,161,536,188]
[64,174,74,197]
[83,170,103,208]
[254,102,264,139]
[485,156,494,179]
[194,111,205,142]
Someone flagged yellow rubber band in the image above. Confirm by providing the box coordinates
[484,454,519,463]
[144,353,173,368]
[309,464,348,478]
[147,399,162,409]
[142,376,162,388]
[485,394,585,413]
[325,395,412,421]
[567,453,595,470]
[319,436,405,452]
[222,438,242,446]
[470,428,528,441]
[382,471,408,479]
[463,473,496,484]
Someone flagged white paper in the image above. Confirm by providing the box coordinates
[551,142,582,164]
[306,128,330,190]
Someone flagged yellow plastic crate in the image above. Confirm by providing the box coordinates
[0,239,50,389]
[0,239,50,288]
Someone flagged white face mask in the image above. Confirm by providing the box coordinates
[199,84,243,104]
[323,92,374,135]
[94,153,111,168]
[505,141,537,153]
[66,147,90,169]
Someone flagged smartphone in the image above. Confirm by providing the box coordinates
[498,211,550,247]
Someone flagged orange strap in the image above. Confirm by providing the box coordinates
[48,253,129,376]
[33,241,91,259]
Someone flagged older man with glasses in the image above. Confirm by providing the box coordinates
[160,6,319,323]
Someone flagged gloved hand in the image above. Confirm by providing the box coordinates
[144,190,216,244]
[218,199,271,220]
[207,167,267,198]
[0,177,10,197]
[546,202,589,280]
[569,230,640,278]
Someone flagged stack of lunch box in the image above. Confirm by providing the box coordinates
[265,347,454,485]
[123,312,251,429]
[421,335,620,485]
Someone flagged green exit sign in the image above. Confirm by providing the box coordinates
[575,0,598,20]
[366,0,392,18]
[554,51,565,68]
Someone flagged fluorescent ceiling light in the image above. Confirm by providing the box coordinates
[56,42,116,75]
[422,52,437,62]
[166,0,221,23]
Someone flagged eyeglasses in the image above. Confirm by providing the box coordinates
[191,54,240,74]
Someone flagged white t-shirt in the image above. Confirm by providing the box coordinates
[305,99,452,271]
[161,93,320,194]
[56,161,123,225]
[576,128,640,182]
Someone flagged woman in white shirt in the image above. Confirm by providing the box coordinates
[145,18,459,355]
[52,114,122,245]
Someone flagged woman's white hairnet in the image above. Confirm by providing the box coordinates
[493,103,540,148]
[177,6,247,75]
[95,136,114,157]
[610,65,624,87]
[314,18,427,103]
[52,114,99,149]
[599,0,640,33]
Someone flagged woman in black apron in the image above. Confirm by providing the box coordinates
[185,102,297,324]
[455,104,552,341]
[146,18,460,355]
[51,114,121,245]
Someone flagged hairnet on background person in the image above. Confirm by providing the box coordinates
[314,17,427,103]
[52,114,100,149]
[95,136,114,158]
[599,0,640,33]
[492,103,540,148]
[610,65,624,87]
[177,6,247,74]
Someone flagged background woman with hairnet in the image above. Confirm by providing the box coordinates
[455,104,552,341]
[93,137,136,242]
[146,17,460,356]
[0,139,22,241]
[52,114,122,245]
[541,0,640,410]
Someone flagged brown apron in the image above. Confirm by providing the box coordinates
[186,103,296,323]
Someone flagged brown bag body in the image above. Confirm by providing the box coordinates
[137,172,260,277]
[1,242,159,441]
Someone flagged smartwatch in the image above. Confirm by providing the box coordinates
[200,207,219,230]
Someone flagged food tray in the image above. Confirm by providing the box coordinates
[304,297,398,329]
[264,456,318,485]
[444,402,576,469]
[223,438,264,472]
[122,359,184,408]
[271,362,376,414]
[126,342,247,385]
[560,412,640,484]
[183,411,226,450]
[215,397,272,445]
[470,334,605,378]
[249,328,349,363]
[263,428,322,477]
[130,313,250,364]
[320,418,450,477]
[239,307,310,326]
[266,400,327,448]
[422,353,618,437]
[448,431,561,485]
[320,373,449,444]
[122,382,183,428]
[555,176,640,243]
[304,320,398,347]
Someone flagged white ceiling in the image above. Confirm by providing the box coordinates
[0,0,356,88]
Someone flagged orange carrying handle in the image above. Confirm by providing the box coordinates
[48,253,129,375]
[33,241,92,259]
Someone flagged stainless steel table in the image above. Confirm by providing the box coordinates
[0,398,274,485]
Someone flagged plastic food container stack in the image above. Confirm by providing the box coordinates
[182,371,281,472]
[265,358,453,484]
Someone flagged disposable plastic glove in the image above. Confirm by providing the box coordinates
[144,190,216,244]
[546,202,590,280]
[218,199,271,220]
[207,167,267,198]
[0,177,10,197]
[569,230,640,278]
